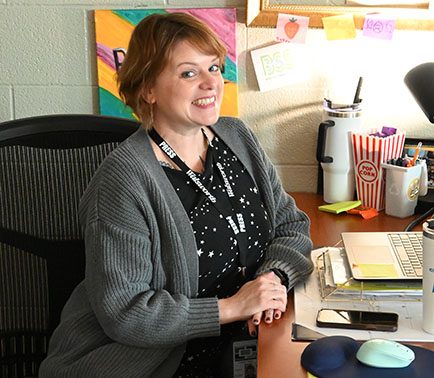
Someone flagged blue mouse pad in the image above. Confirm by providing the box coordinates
[301,336,434,378]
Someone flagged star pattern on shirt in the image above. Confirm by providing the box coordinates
[163,136,273,375]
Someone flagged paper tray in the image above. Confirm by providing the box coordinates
[316,248,422,302]
[293,248,433,342]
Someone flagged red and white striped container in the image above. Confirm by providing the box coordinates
[351,132,406,210]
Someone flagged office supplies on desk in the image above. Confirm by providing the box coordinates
[346,205,379,219]
[401,139,433,215]
[301,336,434,378]
[294,248,433,342]
[342,232,423,280]
[317,248,422,300]
[316,308,399,332]
[351,130,406,211]
[356,339,414,368]
[316,248,422,301]
[409,142,423,167]
[353,76,363,104]
[318,200,361,214]
[381,163,423,218]
[318,249,420,302]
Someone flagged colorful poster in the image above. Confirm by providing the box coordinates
[94,8,238,120]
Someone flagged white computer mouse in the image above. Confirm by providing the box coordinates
[356,339,415,368]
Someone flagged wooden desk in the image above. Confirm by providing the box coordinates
[257,192,433,378]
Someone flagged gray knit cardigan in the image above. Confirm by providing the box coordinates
[39,117,313,378]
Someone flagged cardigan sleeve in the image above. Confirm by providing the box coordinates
[241,124,314,289]
[256,192,314,289]
[83,219,220,349]
[79,149,221,349]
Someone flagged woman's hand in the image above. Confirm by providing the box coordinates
[218,271,287,325]
[247,271,286,336]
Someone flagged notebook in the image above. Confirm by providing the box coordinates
[341,232,423,280]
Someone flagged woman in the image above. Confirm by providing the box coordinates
[40,13,313,377]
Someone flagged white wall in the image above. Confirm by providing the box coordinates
[1,0,434,192]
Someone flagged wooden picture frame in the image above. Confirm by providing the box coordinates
[246,0,434,30]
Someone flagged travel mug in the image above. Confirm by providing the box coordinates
[422,220,434,334]
[316,103,362,203]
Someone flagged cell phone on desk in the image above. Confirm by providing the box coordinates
[316,309,398,332]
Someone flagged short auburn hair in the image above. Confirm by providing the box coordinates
[117,12,227,129]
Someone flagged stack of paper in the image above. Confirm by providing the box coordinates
[317,248,422,300]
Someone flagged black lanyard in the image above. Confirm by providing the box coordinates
[149,128,249,274]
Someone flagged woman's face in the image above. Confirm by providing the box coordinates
[147,40,224,132]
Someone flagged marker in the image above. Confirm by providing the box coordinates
[353,76,363,104]
[407,142,422,167]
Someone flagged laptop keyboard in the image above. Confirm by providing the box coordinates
[388,233,423,278]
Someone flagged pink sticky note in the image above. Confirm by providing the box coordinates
[363,14,395,40]
[276,13,309,44]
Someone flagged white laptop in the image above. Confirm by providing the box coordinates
[341,232,423,280]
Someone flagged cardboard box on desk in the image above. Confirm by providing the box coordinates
[351,132,406,210]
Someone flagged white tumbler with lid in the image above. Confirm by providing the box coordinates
[316,103,362,203]
[422,220,434,334]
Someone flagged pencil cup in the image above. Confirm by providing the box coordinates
[422,221,434,334]
[381,163,422,218]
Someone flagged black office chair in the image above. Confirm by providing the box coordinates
[0,114,140,377]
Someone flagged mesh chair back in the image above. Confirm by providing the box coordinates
[0,114,140,377]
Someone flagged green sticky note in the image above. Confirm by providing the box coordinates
[358,264,399,278]
[318,200,361,214]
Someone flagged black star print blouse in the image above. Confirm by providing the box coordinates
[164,136,272,377]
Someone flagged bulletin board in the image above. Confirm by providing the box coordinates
[94,8,239,120]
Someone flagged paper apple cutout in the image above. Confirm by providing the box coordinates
[284,18,300,39]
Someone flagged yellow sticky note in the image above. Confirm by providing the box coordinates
[322,14,357,40]
[358,264,399,278]
[307,373,317,378]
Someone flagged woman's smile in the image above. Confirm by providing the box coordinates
[192,95,217,108]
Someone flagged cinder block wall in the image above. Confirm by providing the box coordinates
[1,0,433,192]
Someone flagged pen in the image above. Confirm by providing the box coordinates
[353,76,363,104]
[408,142,422,167]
